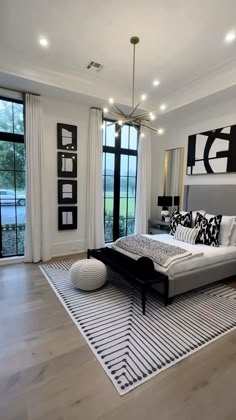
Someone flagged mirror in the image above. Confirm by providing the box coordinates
[163,147,184,202]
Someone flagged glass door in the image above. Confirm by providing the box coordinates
[103,120,138,242]
[0,97,25,258]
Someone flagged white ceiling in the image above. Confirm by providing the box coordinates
[0,0,236,112]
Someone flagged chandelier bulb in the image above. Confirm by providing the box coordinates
[109,98,114,104]
[115,132,119,137]
[118,120,123,126]
[103,107,108,113]
[141,94,147,101]
[140,132,145,138]
[158,128,164,135]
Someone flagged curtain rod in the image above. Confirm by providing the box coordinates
[0,85,40,97]
[90,106,103,111]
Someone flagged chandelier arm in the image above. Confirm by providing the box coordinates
[113,104,127,117]
[140,123,159,132]
[134,107,161,119]
[129,102,141,118]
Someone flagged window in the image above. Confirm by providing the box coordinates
[103,120,138,242]
[0,97,25,258]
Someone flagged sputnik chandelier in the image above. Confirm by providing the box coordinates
[103,36,165,137]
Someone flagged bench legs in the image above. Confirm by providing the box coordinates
[141,285,148,315]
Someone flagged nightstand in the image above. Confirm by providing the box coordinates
[148,219,170,235]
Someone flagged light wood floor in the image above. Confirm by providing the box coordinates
[1,256,236,420]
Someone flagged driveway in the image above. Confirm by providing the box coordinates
[1,205,25,224]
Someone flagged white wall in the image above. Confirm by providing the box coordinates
[42,96,90,257]
[151,89,236,219]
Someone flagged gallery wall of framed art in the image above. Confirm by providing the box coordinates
[57,123,78,230]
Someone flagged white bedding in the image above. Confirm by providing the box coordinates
[112,234,236,278]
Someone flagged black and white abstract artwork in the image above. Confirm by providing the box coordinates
[57,123,77,151]
[58,180,77,204]
[58,206,77,230]
[57,152,77,178]
[187,125,236,175]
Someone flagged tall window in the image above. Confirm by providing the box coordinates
[103,120,138,242]
[0,97,25,258]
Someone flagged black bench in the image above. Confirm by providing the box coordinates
[87,247,170,315]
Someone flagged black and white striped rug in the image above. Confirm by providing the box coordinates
[40,259,236,395]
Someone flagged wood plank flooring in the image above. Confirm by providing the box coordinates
[0,256,236,420]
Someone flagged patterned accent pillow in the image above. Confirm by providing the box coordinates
[195,212,222,246]
[170,210,192,235]
[174,225,200,244]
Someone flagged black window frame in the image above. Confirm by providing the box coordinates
[103,118,139,242]
[0,95,25,258]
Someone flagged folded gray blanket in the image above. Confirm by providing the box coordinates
[114,234,191,268]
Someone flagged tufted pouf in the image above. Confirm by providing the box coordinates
[70,259,107,291]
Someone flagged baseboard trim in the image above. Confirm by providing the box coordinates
[51,249,86,258]
[0,256,24,266]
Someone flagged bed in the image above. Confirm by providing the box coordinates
[113,184,236,299]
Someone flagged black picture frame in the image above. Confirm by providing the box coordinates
[57,152,77,178]
[57,123,77,151]
[58,206,77,230]
[58,180,77,204]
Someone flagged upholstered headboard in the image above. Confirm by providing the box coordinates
[183,185,236,215]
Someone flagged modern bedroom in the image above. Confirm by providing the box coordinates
[0,1,236,419]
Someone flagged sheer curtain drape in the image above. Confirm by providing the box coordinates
[86,108,105,249]
[24,94,51,262]
[134,125,152,234]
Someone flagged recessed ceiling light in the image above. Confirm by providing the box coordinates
[160,104,167,111]
[225,30,236,44]
[39,37,49,47]
[153,79,160,87]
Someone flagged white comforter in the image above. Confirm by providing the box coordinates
[112,234,236,277]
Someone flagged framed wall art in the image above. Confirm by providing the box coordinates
[187,124,236,175]
[57,152,77,178]
[58,206,77,230]
[58,180,77,204]
[57,123,77,151]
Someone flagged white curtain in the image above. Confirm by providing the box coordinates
[86,108,105,249]
[24,94,51,262]
[134,125,152,234]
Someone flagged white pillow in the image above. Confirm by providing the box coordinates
[174,225,200,245]
[229,220,236,246]
[191,210,206,227]
[205,214,235,246]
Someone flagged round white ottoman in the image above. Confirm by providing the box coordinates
[70,259,107,291]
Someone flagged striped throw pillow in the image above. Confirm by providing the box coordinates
[174,225,200,245]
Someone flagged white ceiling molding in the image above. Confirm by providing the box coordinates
[1,0,236,112]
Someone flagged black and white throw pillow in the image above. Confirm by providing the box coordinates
[195,212,222,246]
[170,210,192,235]
[174,225,200,244]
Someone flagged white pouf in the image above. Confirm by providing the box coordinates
[70,259,107,291]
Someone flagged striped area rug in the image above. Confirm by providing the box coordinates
[40,259,236,395]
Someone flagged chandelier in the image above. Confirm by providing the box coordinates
[103,36,165,137]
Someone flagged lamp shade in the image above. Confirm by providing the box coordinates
[174,196,180,206]
[157,196,173,207]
